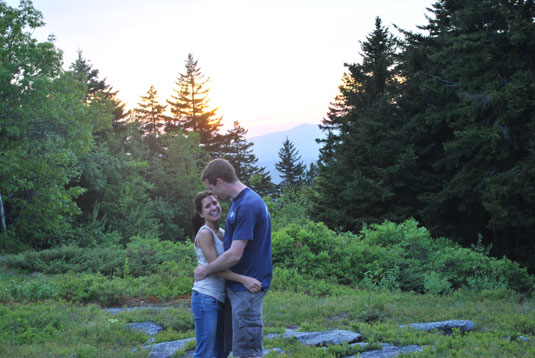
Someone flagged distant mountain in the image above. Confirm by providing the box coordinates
[249,123,325,184]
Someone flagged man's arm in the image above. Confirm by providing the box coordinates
[194,239,247,281]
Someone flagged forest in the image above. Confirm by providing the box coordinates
[2,0,534,273]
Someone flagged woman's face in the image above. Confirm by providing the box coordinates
[200,195,222,223]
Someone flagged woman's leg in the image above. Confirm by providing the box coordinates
[192,291,223,358]
[214,298,231,358]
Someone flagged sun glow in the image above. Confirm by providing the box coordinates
[22,0,432,138]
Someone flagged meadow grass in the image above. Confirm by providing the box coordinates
[2,267,534,358]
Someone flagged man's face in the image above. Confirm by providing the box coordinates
[203,178,229,201]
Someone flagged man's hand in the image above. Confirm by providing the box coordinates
[194,264,209,281]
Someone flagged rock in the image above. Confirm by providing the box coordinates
[143,338,195,358]
[266,328,361,346]
[400,320,474,334]
[353,344,424,358]
[126,321,163,336]
[229,348,283,357]
[183,347,283,357]
[106,306,170,314]
[507,335,529,343]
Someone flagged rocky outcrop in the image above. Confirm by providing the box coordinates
[347,343,424,358]
[143,338,195,358]
[126,321,163,336]
[399,320,474,334]
[119,306,476,358]
[106,306,171,314]
[266,328,361,346]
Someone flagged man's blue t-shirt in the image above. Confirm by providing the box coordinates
[223,187,272,291]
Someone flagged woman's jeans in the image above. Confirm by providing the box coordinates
[191,290,228,358]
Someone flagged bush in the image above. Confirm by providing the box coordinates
[4,245,125,275]
[272,221,398,288]
[3,237,197,278]
[271,219,535,293]
[124,236,195,277]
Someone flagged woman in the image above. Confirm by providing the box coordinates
[191,190,262,358]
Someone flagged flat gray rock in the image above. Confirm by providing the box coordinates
[266,329,361,346]
[183,347,283,357]
[126,321,163,336]
[359,344,424,358]
[400,320,474,334]
[106,306,171,314]
[342,344,423,358]
[143,338,195,358]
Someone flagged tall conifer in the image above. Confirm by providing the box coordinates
[135,85,168,137]
[312,17,408,231]
[276,137,306,188]
[398,0,535,269]
[167,53,223,154]
[218,121,275,196]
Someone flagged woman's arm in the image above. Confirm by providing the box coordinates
[214,271,262,292]
[196,229,262,293]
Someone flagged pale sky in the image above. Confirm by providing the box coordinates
[8,0,433,137]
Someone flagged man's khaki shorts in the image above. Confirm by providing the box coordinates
[227,287,267,357]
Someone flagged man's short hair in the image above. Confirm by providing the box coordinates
[202,158,238,185]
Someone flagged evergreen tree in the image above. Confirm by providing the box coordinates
[143,131,208,241]
[312,17,409,231]
[219,121,275,196]
[167,53,223,153]
[70,50,107,97]
[304,162,318,186]
[397,0,535,270]
[68,53,160,244]
[70,50,130,138]
[276,137,305,188]
[135,85,168,137]
[219,121,259,183]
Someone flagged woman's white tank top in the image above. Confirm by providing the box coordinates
[192,225,226,303]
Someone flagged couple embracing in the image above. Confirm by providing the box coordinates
[191,158,272,358]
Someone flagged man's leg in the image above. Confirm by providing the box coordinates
[227,287,266,358]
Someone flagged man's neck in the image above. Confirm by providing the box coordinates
[227,181,247,200]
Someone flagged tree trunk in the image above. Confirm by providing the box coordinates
[0,191,6,232]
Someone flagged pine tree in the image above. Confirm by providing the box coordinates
[397,0,535,270]
[70,50,107,97]
[304,162,318,186]
[167,53,223,153]
[70,50,129,135]
[218,121,275,196]
[312,17,409,231]
[219,121,258,182]
[276,137,305,188]
[135,85,168,137]
[67,53,161,242]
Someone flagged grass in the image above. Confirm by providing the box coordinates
[1,266,534,357]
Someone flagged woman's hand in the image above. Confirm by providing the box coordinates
[242,276,262,293]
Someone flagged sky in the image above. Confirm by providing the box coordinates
[7,0,434,137]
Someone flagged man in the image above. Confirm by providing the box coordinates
[194,158,272,358]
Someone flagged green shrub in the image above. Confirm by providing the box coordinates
[124,236,196,277]
[272,221,399,287]
[423,271,453,295]
[4,276,60,301]
[4,244,125,275]
[272,219,535,294]
[3,237,197,279]
[265,186,312,232]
